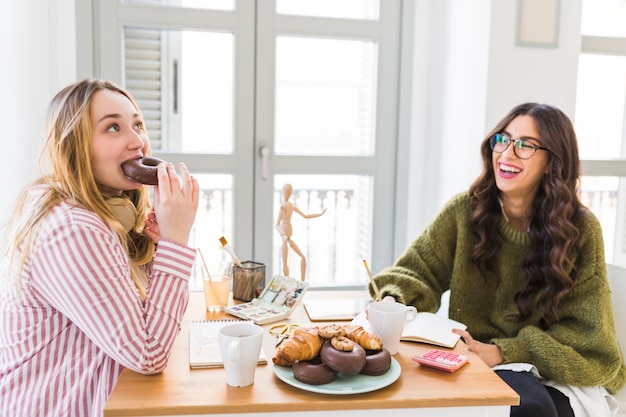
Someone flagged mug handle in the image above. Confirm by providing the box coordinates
[405,306,418,321]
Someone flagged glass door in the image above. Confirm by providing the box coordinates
[254,1,401,287]
[94,0,401,289]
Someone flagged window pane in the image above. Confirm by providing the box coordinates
[123,0,234,11]
[574,54,626,159]
[275,37,378,156]
[181,30,234,153]
[189,174,234,290]
[276,0,379,20]
[581,0,626,37]
[123,28,234,153]
[273,175,372,288]
[580,176,620,265]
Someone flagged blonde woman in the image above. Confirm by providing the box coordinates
[0,79,199,417]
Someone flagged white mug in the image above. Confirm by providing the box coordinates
[367,301,417,355]
[218,322,263,387]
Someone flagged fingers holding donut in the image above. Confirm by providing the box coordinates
[177,162,199,203]
[152,162,199,246]
[156,163,197,199]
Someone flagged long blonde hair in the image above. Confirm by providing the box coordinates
[2,79,155,298]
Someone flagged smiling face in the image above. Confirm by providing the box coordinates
[90,88,150,193]
[492,115,550,202]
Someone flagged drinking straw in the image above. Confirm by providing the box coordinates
[198,248,212,281]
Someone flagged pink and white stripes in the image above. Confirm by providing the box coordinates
[0,202,195,417]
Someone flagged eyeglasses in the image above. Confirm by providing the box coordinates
[490,133,549,160]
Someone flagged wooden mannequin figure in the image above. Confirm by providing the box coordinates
[275,183,326,281]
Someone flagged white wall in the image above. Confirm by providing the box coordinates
[395,0,491,254]
[485,0,582,127]
[0,0,76,227]
[397,0,583,255]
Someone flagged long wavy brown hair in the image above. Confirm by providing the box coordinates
[2,79,155,298]
[468,103,582,327]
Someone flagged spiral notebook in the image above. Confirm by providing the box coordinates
[189,319,268,369]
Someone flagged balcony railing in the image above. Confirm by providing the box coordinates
[188,185,367,291]
[187,187,621,291]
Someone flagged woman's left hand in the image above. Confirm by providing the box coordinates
[452,328,503,367]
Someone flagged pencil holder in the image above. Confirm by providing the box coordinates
[232,261,265,302]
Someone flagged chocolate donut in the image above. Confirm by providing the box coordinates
[292,357,338,385]
[121,156,166,185]
[360,348,392,376]
[320,340,366,375]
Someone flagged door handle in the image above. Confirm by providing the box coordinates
[260,145,270,180]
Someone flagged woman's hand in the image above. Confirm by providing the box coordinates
[452,328,503,367]
[144,210,160,243]
[152,162,199,246]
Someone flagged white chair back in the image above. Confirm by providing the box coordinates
[606,263,626,415]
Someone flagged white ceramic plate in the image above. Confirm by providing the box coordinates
[273,358,401,395]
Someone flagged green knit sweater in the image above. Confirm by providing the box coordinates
[373,193,626,394]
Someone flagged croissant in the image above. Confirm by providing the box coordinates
[272,327,324,366]
[343,325,383,350]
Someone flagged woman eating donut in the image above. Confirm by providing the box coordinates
[0,79,199,417]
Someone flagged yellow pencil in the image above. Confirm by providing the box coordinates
[363,259,381,302]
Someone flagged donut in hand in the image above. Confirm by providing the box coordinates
[121,156,166,185]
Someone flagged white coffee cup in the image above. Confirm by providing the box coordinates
[218,322,263,387]
[367,301,418,355]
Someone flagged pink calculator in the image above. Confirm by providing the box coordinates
[412,349,469,373]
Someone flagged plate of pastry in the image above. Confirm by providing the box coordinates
[272,323,401,394]
[273,357,401,395]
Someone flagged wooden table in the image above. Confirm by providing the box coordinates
[104,291,519,417]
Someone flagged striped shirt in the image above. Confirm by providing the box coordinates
[0,200,195,417]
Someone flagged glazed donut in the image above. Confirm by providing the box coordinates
[292,357,338,385]
[121,156,166,185]
[360,348,392,376]
[320,339,366,376]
